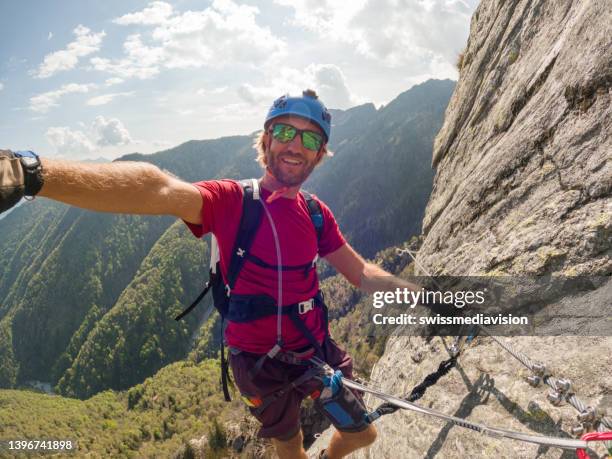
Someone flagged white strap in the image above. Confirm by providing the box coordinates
[251,178,260,200]
[210,235,220,273]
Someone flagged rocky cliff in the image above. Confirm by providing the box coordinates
[311,0,611,457]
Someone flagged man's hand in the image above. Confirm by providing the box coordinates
[0,150,25,214]
[1,151,203,222]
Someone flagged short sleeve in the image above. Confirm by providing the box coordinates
[183,179,242,238]
[316,198,346,257]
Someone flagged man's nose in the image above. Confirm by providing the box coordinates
[288,132,304,150]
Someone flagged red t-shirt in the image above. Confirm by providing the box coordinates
[184,179,346,353]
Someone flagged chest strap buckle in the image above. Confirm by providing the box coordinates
[298,299,314,314]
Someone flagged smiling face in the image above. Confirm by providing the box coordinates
[263,115,325,187]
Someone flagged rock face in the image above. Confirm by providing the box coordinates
[422,0,610,276]
[310,0,611,457]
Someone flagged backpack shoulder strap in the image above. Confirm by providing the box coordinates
[175,180,262,324]
[300,190,324,242]
[225,179,264,291]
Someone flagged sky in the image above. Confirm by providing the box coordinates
[0,0,479,160]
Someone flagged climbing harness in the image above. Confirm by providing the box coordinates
[312,369,370,432]
[175,179,329,401]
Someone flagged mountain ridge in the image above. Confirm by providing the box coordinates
[0,79,454,400]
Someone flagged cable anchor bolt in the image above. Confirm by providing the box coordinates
[570,424,585,436]
[555,378,572,394]
[532,363,547,377]
[449,344,460,358]
[578,407,596,423]
[547,390,564,406]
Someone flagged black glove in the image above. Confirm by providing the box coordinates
[0,149,25,214]
[0,149,43,214]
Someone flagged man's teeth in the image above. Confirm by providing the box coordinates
[282,158,301,165]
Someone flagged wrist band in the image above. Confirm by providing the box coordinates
[14,150,44,196]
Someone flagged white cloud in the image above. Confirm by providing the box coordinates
[275,0,367,43]
[90,34,163,79]
[113,1,173,25]
[276,0,476,67]
[237,83,277,105]
[97,0,286,80]
[35,25,105,78]
[237,64,359,109]
[196,86,228,96]
[47,32,53,40]
[176,109,195,116]
[45,126,96,156]
[0,82,4,91]
[86,91,134,106]
[45,116,132,156]
[92,116,132,146]
[105,77,124,86]
[152,140,172,148]
[208,101,262,123]
[309,64,356,109]
[354,0,476,66]
[29,83,96,113]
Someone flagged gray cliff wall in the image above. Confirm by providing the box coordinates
[310,0,611,457]
[421,0,610,276]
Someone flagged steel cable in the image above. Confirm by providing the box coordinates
[400,249,612,435]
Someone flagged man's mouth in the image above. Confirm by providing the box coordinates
[280,156,303,166]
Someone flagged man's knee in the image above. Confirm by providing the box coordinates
[272,428,304,450]
[336,423,377,447]
[272,429,308,459]
[360,424,377,446]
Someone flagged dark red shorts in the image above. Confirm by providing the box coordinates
[230,338,363,439]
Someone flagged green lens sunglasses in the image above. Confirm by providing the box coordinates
[270,123,324,152]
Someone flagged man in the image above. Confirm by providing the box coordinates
[1,90,412,458]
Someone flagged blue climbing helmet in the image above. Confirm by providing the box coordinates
[264,89,332,143]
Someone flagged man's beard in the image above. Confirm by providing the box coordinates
[266,150,316,186]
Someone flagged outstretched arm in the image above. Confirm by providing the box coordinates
[0,150,202,223]
[37,158,203,224]
[324,243,420,294]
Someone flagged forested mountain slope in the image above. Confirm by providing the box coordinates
[0,80,453,397]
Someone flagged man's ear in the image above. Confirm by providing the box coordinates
[261,131,271,166]
[315,146,326,164]
[263,131,272,151]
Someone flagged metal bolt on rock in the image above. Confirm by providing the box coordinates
[532,363,547,377]
[571,424,585,436]
[547,390,564,406]
[556,379,572,393]
[449,344,460,358]
[578,407,596,423]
